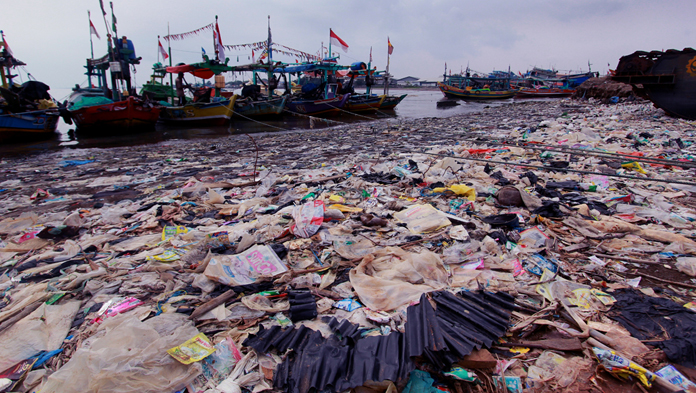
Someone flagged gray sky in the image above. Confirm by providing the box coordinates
[2,0,695,91]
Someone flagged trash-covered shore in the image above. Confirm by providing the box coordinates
[2,98,696,393]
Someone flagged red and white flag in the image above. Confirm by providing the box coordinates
[213,20,225,62]
[158,39,168,60]
[388,37,394,55]
[89,19,100,40]
[329,29,349,53]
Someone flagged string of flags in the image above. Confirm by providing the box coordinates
[163,23,214,42]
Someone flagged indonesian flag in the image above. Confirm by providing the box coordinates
[329,29,349,53]
[89,19,100,39]
[213,21,225,62]
[158,39,168,60]
[388,37,394,55]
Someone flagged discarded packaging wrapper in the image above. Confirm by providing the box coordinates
[592,347,656,388]
[394,204,451,234]
[291,200,325,238]
[655,364,696,391]
[204,244,288,286]
[167,332,217,365]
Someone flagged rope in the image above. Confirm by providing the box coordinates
[454,134,696,168]
[221,104,289,131]
[281,108,347,126]
[412,150,696,187]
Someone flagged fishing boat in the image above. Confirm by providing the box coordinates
[234,94,287,118]
[275,62,351,116]
[67,6,160,133]
[515,78,576,97]
[159,93,237,125]
[0,32,60,142]
[438,67,518,99]
[140,62,175,102]
[611,47,696,120]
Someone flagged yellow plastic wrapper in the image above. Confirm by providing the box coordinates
[431,184,477,201]
[621,161,647,174]
[162,225,189,241]
[592,347,656,388]
[328,204,363,213]
[167,333,216,364]
[328,195,346,203]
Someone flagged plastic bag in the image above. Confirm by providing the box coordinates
[349,246,448,311]
[676,257,696,277]
[41,313,201,393]
[393,204,451,234]
[0,301,81,372]
[291,200,325,238]
[204,245,288,286]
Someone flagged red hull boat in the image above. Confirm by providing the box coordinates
[69,96,160,132]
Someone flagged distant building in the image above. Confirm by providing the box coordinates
[395,76,420,86]
[419,80,438,87]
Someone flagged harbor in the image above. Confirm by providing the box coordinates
[2,1,696,393]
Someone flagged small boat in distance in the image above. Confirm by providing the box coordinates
[438,67,518,99]
[515,78,575,97]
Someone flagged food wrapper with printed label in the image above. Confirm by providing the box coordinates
[592,347,656,388]
[394,204,451,234]
[162,225,188,241]
[291,200,325,238]
[204,244,288,285]
[167,333,216,365]
[655,364,696,391]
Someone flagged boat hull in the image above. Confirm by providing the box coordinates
[438,82,517,99]
[285,94,350,116]
[612,48,696,120]
[379,94,407,110]
[234,96,287,118]
[345,94,386,112]
[0,110,59,142]
[516,88,575,97]
[160,96,237,126]
[69,96,160,132]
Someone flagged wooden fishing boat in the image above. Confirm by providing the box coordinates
[438,67,518,99]
[0,34,60,142]
[516,86,575,97]
[234,95,287,118]
[160,95,236,125]
[438,82,518,99]
[0,109,60,142]
[612,48,696,120]
[344,94,386,112]
[285,93,350,116]
[69,95,160,130]
[67,6,160,133]
[379,94,407,110]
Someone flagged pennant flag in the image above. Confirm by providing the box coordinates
[90,19,101,39]
[329,29,349,53]
[99,0,107,16]
[388,37,394,55]
[158,39,168,60]
[252,49,255,62]
[369,46,372,63]
[202,47,207,58]
[213,20,225,62]
[1,32,12,56]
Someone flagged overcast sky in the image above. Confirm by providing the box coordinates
[2,0,695,91]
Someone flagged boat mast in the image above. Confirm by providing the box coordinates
[167,23,173,93]
[267,15,273,98]
[0,31,8,88]
[384,39,391,95]
[88,10,95,87]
